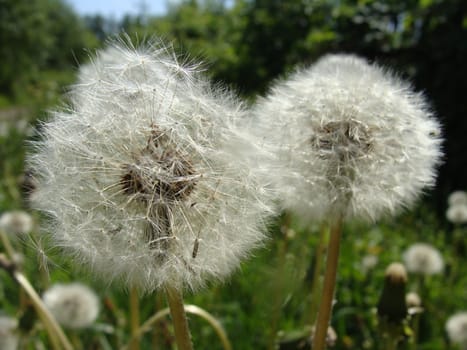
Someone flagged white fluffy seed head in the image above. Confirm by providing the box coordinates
[29,40,274,292]
[402,243,444,275]
[446,312,467,347]
[448,191,467,207]
[446,204,467,224]
[42,283,99,329]
[0,210,33,234]
[252,54,442,222]
[0,316,18,350]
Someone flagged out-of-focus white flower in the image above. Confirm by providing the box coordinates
[448,191,467,207]
[405,292,421,308]
[0,316,19,350]
[252,54,442,222]
[446,312,467,348]
[361,254,378,272]
[29,40,274,292]
[42,283,99,329]
[446,204,467,224]
[0,210,33,234]
[402,243,444,275]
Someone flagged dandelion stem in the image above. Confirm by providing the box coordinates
[123,304,231,350]
[308,222,328,325]
[14,270,73,350]
[312,216,343,350]
[165,286,194,350]
[0,229,16,258]
[129,286,141,350]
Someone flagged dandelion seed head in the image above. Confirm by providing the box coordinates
[0,210,33,234]
[402,243,444,275]
[29,40,274,292]
[42,283,99,329]
[0,316,19,350]
[361,254,378,272]
[448,191,467,207]
[405,292,421,308]
[446,204,467,224]
[446,312,467,347]
[253,54,442,221]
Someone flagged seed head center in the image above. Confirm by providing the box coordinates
[120,124,198,203]
[311,119,373,160]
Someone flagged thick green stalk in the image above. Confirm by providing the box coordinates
[165,286,194,350]
[312,217,343,350]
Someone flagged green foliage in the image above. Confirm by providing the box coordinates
[0,0,98,99]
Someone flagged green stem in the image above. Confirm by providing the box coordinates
[165,286,194,350]
[312,217,343,350]
[308,222,328,325]
[14,271,73,350]
[123,304,232,350]
[129,286,141,350]
[0,229,16,258]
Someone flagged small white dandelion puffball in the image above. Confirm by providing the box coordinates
[253,54,442,221]
[0,316,19,350]
[446,203,467,224]
[448,191,467,207]
[29,40,274,292]
[42,283,99,329]
[0,210,33,234]
[402,243,444,275]
[446,312,467,348]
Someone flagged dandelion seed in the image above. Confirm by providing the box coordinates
[42,283,99,329]
[29,40,274,292]
[402,243,444,275]
[253,54,442,221]
[0,315,19,350]
[446,312,467,348]
[0,210,33,234]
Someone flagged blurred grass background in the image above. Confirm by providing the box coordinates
[0,0,466,349]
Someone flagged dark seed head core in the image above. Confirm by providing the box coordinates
[120,124,198,203]
[310,119,373,160]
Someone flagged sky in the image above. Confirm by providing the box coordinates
[65,0,173,19]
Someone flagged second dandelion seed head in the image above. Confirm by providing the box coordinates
[253,54,442,222]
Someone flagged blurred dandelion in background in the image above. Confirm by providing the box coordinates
[445,312,467,349]
[403,243,444,276]
[446,190,467,224]
[0,210,33,235]
[0,315,19,350]
[42,283,99,329]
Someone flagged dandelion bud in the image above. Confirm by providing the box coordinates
[0,211,33,234]
[445,312,467,349]
[0,315,19,350]
[377,262,408,324]
[42,283,99,329]
[402,243,444,276]
[253,54,442,221]
[29,40,274,292]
